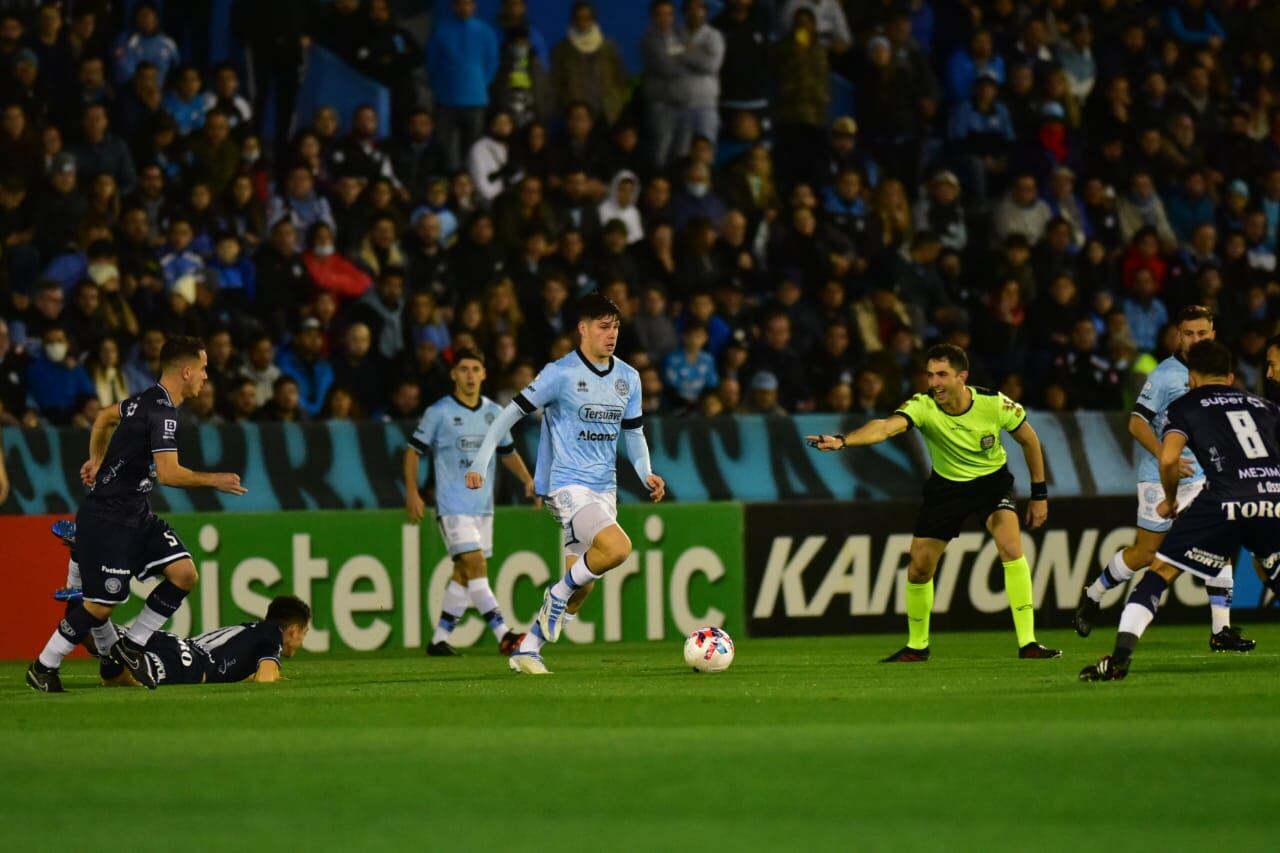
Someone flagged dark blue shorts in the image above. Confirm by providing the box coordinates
[1156,492,1280,581]
[75,510,190,605]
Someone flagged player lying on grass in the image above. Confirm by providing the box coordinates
[808,343,1060,662]
[1081,341,1280,681]
[466,294,665,675]
[51,526,309,686]
[27,336,247,694]
[404,348,535,657]
[82,593,309,687]
[1074,306,1254,652]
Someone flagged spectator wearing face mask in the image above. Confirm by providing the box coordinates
[24,326,94,425]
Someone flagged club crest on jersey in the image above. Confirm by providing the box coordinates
[104,578,122,594]
[577,379,589,393]
[614,378,628,396]
[980,433,995,450]
[485,412,495,424]
[452,416,462,426]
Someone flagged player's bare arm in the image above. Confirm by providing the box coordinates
[153,451,247,494]
[250,659,282,683]
[81,404,123,485]
[1130,413,1195,477]
[807,414,910,451]
[403,447,426,522]
[1157,431,1190,519]
[1011,420,1048,530]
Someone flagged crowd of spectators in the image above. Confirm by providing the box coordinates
[2,0,1280,429]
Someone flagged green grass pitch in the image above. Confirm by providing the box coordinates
[3,626,1280,852]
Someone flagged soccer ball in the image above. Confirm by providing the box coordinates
[684,627,735,673]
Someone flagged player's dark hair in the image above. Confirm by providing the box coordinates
[159,335,204,368]
[924,343,969,373]
[265,595,312,628]
[1186,339,1233,377]
[577,293,621,323]
[1267,334,1280,354]
[1177,305,1214,326]
[453,347,485,366]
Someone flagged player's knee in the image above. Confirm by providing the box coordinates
[594,528,632,568]
[460,552,486,579]
[1127,546,1157,569]
[996,541,1022,563]
[906,561,934,584]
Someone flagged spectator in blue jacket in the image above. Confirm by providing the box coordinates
[947,74,1014,204]
[1164,1,1226,50]
[276,317,335,418]
[1165,168,1216,246]
[662,321,718,410]
[159,216,204,289]
[24,326,95,425]
[162,64,206,136]
[112,2,179,86]
[267,165,336,235]
[426,0,499,173]
[70,103,137,196]
[945,29,1004,105]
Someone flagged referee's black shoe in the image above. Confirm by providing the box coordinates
[1073,587,1100,637]
[1210,626,1256,653]
[1018,642,1062,659]
[1079,655,1129,681]
[108,635,159,689]
[26,661,64,693]
[880,645,930,663]
[426,641,461,657]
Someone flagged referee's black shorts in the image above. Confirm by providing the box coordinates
[913,466,1017,542]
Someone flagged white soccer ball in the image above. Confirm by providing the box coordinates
[684,627,735,673]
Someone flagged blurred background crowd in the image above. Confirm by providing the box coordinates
[1,0,1279,429]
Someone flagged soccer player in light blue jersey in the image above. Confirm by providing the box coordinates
[1074,306,1254,652]
[467,294,666,674]
[404,349,538,657]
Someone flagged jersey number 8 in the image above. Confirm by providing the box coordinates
[1227,410,1268,460]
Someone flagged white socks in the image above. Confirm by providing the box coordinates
[129,606,169,646]
[468,578,510,638]
[432,581,470,644]
[1087,551,1139,603]
[1118,601,1156,638]
[550,559,602,601]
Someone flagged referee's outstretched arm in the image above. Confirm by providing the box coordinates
[806,415,910,451]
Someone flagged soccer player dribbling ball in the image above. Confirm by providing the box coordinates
[808,344,1061,662]
[466,294,665,674]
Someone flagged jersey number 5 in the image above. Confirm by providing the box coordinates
[1227,410,1268,459]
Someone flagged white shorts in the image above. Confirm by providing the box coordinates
[1137,480,1206,533]
[545,486,618,557]
[437,514,493,558]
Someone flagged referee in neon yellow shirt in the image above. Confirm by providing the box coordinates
[808,344,1061,662]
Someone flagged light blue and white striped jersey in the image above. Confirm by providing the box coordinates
[1133,355,1203,484]
[410,395,513,516]
[515,349,643,494]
